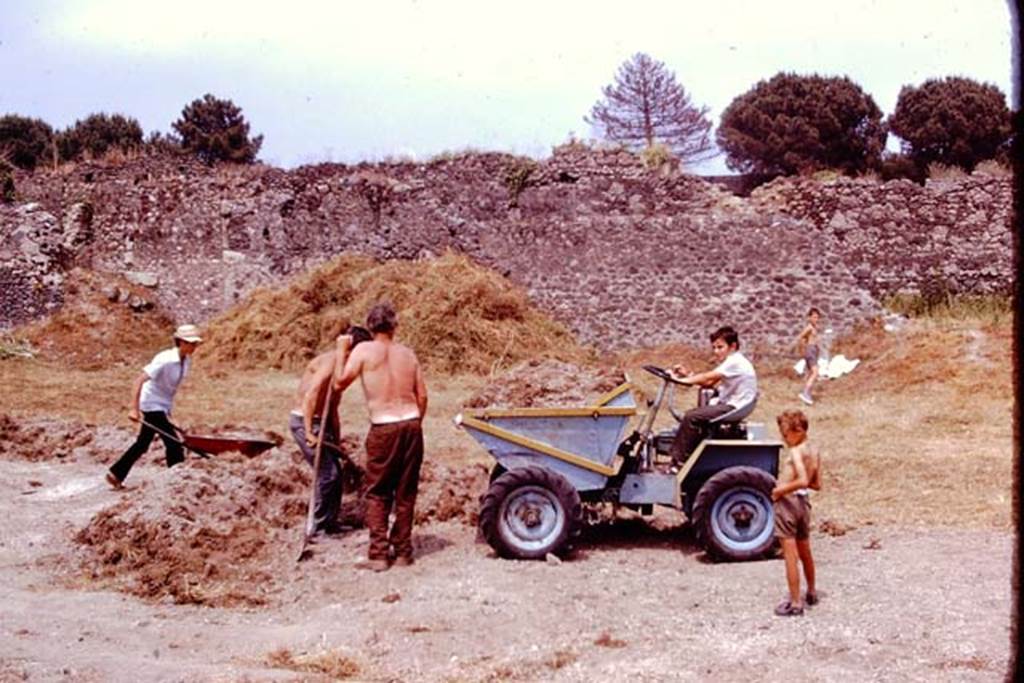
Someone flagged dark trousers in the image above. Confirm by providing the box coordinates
[364,419,424,561]
[289,413,342,533]
[669,403,734,465]
[109,410,184,482]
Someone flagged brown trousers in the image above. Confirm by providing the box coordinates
[364,418,424,560]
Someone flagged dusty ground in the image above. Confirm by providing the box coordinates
[0,315,1016,681]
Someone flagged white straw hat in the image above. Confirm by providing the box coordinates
[173,324,203,343]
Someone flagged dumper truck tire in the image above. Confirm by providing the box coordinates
[692,466,775,562]
[479,466,581,560]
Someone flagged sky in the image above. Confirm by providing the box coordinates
[0,0,1017,174]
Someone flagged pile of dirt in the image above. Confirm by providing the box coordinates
[74,451,309,607]
[464,359,626,408]
[17,268,176,368]
[200,252,589,374]
[0,413,130,463]
[73,431,488,607]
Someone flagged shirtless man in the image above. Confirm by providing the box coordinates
[289,323,370,538]
[333,302,427,572]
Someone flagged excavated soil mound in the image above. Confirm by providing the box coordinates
[17,268,176,368]
[74,450,310,607]
[0,413,130,463]
[72,432,488,607]
[464,359,627,408]
[200,252,588,374]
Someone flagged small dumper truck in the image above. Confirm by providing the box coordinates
[455,365,782,561]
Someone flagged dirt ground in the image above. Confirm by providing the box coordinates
[0,315,1017,681]
[0,454,1013,682]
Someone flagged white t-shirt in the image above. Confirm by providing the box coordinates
[139,348,190,413]
[713,351,757,408]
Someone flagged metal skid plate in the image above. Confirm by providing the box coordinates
[619,473,680,506]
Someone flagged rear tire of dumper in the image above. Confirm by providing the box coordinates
[479,466,581,560]
[692,466,775,562]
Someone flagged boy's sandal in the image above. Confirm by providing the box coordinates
[774,599,804,617]
[805,590,819,606]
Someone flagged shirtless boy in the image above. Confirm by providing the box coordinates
[795,307,822,405]
[333,302,428,572]
[771,409,822,616]
[289,323,370,538]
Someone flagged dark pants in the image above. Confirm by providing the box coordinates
[109,410,184,482]
[669,403,734,465]
[364,419,424,561]
[289,413,342,534]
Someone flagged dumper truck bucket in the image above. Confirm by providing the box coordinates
[455,382,637,491]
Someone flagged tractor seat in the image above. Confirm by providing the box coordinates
[707,392,759,438]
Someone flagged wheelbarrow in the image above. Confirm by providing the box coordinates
[134,416,276,459]
[455,370,781,562]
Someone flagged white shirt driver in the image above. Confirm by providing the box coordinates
[138,348,190,413]
[713,351,757,408]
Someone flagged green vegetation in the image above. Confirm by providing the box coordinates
[883,292,1012,324]
[58,113,143,161]
[0,115,55,171]
[502,157,537,207]
[717,72,885,176]
[172,93,263,164]
[889,76,1011,172]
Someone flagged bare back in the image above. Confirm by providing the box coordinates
[344,338,425,423]
[292,351,337,416]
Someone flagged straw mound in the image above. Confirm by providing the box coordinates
[465,359,626,408]
[200,252,587,374]
[0,413,130,463]
[72,432,488,607]
[18,268,175,368]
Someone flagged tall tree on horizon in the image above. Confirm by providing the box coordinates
[586,53,716,165]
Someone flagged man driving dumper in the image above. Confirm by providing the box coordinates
[669,325,758,467]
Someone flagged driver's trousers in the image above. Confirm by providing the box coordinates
[669,403,734,466]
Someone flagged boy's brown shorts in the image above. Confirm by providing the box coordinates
[774,494,811,540]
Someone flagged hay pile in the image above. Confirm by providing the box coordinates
[200,252,587,374]
[464,359,626,408]
[18,268,175,367]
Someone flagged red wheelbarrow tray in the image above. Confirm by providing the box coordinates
[182,434,276,457]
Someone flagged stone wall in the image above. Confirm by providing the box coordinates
[1,149,1013,350]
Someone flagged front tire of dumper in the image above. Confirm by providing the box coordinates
[692,466,775,562]
[479,466,581,560]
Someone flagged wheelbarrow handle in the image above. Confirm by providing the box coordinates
[130,415,211,459]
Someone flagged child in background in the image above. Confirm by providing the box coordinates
[795,307,822,405]
[772,409,821,616]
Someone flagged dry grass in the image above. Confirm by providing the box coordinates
[264,646,361,678]
[0,311,1013,531]
[200,251,589,374]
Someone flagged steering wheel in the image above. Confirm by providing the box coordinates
[642,364,691,385]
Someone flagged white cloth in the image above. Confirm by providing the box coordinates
[793,354,860,380]
[139,347,190,413]
[713,351,758,408]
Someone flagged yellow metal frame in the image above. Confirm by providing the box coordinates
[467,406,635,419]
[591,382,635,407]
[459,415,619,476]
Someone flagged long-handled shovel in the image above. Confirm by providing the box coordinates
[130,415,212,459]
[297,383,333,563]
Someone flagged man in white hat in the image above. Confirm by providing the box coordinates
[106,324,203,489]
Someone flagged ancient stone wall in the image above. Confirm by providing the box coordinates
[1,149,1013,350]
